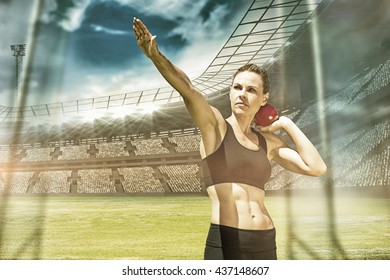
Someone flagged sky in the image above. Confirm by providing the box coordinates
[0,0,250,107]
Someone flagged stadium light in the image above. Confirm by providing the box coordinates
[113,106,131,118]
[10,44,26,105]
[141,103,159,114]
[82,110,103,122]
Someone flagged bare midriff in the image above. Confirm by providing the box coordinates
[206,182,274,230]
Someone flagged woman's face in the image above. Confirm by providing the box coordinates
[230,71,269,117]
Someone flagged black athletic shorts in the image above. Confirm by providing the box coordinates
[204,223,277,260]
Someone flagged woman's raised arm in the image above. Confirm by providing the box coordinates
[132,17,223,136]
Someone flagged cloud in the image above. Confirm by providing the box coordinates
[169,3,236,75]
[103,0,247,75]
[168,3,230,41]
[41,0,91,32]
[90,24,129,35]
[61,59,168,103]
[61,0,249,100]
[109,0,207,21]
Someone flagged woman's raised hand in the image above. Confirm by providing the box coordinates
[133,17,159,59]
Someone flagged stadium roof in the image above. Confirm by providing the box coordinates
[0,0,324,123]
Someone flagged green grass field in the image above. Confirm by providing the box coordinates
[0,193,388,260]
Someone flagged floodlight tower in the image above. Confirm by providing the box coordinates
[10,44,26,104]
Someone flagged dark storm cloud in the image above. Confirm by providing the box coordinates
[71,1,186,67]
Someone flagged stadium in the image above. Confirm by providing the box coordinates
[0,0,389,260]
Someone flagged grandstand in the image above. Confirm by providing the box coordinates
[0,58,388,195]
[0,0,389,196]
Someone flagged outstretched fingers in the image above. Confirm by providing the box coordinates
[132,17,159,58]
[133,18,142,40]
[133,17,151,40]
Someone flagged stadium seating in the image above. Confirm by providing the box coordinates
[296,59,390,129]
[131,138,170,156]
[0,59,388,194]
[0,172,34,193]
[59,145,90,160]
[158,165,201,193]
[118,167,164,193]
[168,135,201,153]
[21,147,53,162]
[77,169,116,193]
[96,142,128,158]
[33,170,72,193]
[0,150,18,163]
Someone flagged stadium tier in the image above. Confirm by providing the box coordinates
[0,58,388,195]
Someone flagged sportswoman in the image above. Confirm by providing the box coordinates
[133,17,327,260]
